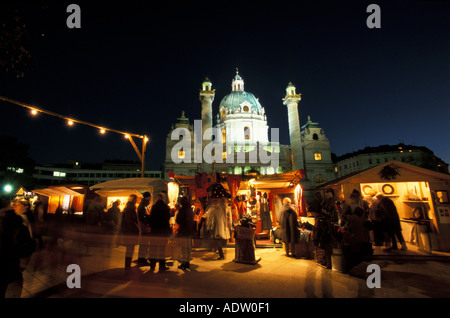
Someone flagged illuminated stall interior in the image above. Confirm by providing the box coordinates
[172,170,307,245]
[33,185,86,214]
[320,160,450,252]
[90,178,168,211]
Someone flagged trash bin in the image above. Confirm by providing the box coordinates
[234,226,261,264]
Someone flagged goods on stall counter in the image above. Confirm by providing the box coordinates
[271,226,283,244]
[233,213,256,229]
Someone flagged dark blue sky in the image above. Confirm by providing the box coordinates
[1,0,449,171]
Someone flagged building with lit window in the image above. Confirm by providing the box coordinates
[163,70,335,188]
[33,160,162,187]
[334,143,449,178]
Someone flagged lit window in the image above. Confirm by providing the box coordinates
[314,153,322,161]
[178,151,185,159]
[222,152,227,160]
[53,171,66,177]
[243,106,249,112]
[222,129,226,143]
[244,126,250,140]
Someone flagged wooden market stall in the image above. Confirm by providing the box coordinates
[171,170,309,244]
[89,178,167,211]
[319,160,450,253]
[32,185,87,214]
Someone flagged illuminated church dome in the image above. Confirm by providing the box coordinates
[219,70,264,117]
[217,70,268,143]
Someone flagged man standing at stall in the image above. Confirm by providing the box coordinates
[279,197,299,257]
[148,193,172,271]
[137,192,152,265]
[376,193,407,251]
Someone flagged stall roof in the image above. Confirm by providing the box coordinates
[319,160,450,188]
[90,178,167,197]
[33,186,84,197]
[173,171,303,190]
[251,170,303,189]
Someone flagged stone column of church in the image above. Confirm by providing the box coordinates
[283,82,304,172]
[199,78,215,168]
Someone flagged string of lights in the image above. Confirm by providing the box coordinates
[0,95,149,176]
[0,95,146,139]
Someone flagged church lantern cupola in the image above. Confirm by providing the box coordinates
[202,77,212,91]
[232,68,244,92]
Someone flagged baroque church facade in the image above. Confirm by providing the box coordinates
[163,70,335,189]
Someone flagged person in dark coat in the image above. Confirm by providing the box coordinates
[175,196,194,270]
[137,191,152,265]
[85,196,104,228]
[148,193,172,271]
[0,199,36,297]
[279,197,299,257]
[103,200,120,235]
[377,194,407,251]
[120,195,140,269]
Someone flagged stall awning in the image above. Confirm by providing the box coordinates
[94,189,144,198]
[318,160,450,188]
[90,178,167,197]
[251,170,303,190]
[33,186,84,197]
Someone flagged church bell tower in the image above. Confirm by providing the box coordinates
[283,82,304,172]
[199,77,215,144]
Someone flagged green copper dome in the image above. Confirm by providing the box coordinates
[219,90,263,114]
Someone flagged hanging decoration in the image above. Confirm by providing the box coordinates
[379,165,401,181]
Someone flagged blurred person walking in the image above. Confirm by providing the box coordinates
[377,193,407,251]
[176,196,194,270]
[148,193,171,272]
[0,199,36,297]
[137,191,152,265]
[120,195,140,269]
[204,184,232,260]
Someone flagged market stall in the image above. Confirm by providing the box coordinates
[90,178,167,211]
[319,160,450,253]
[248,170,314,254]
[170,170,311,248]
[33,185,87,214]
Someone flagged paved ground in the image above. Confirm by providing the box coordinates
[9,229,449,300]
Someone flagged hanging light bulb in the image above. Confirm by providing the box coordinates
[124,134,130,139]
[67,120,74,126]
[99,128,106,134]
[31,109,38,116]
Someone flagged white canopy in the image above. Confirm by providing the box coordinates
[90,178,167,198]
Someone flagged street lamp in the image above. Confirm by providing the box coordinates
[3,184,13,194]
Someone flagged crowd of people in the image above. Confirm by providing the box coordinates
[0,183,236,297]
[1,180,410,296]
[302,188,408,269]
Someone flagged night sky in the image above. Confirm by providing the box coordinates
[1,0,449,171]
